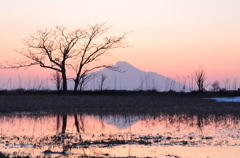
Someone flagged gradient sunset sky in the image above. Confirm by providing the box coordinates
[0,0,240,88]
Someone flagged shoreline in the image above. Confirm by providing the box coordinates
[0,90,240,115]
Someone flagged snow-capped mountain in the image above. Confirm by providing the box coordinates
[95,115,141,129]
[69,61,188,92]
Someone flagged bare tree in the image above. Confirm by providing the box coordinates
[112,76,118,90]
[232,78,238,91]
[1,27,85,91]
[194,67,206,92]
[138,77,144,91]
[0,23,128,92]
[222,78,238,91]
[223,78,231,90]
[71,24,127,91]
[211,80,220,92]
[97,74,107,91]
[77,65,123,91]
[145,74,151,90]
[188,74,195,91]
[138,74,158,91]
[177,76,188,92]
[77,72,98,91]
[51,71,62,91]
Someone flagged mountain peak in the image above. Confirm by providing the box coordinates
[68,61,188,91]
[115,61,132,67]
[114,61,140,72]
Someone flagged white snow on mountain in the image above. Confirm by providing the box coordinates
[95,115,140,129]
[68,61,188,92]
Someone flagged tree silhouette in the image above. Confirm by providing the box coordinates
[194,67,206,92]
[51,71,62,91]
[211,80,220,92]
[71,24,128,91]
[1,23,128,91]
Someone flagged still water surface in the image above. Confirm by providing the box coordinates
[0,113,240,158]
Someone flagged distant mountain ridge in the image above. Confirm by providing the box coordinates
[68,61,188,92]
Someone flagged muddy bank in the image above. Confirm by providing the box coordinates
[0,91,239,115]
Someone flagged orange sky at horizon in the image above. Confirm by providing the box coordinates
[1,0,240,89]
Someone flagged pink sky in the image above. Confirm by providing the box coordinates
[0,0,240,89]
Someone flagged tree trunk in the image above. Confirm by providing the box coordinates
[61,114,67,134]
[56,115,60,133]
[73,76,80,92]
[62,69,67,92]
[74,114,80,133]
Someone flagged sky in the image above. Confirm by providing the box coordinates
[0,0,240,89]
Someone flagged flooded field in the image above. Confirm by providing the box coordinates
[0,112,240,158]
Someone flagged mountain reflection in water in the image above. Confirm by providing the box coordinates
[0,112,240,158]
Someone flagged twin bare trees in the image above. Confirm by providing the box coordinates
[1,23,127,91]
[194,68,206,92]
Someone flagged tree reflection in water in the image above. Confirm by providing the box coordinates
[0,112,240,157]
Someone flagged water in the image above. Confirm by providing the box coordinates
[0,112,240,158]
